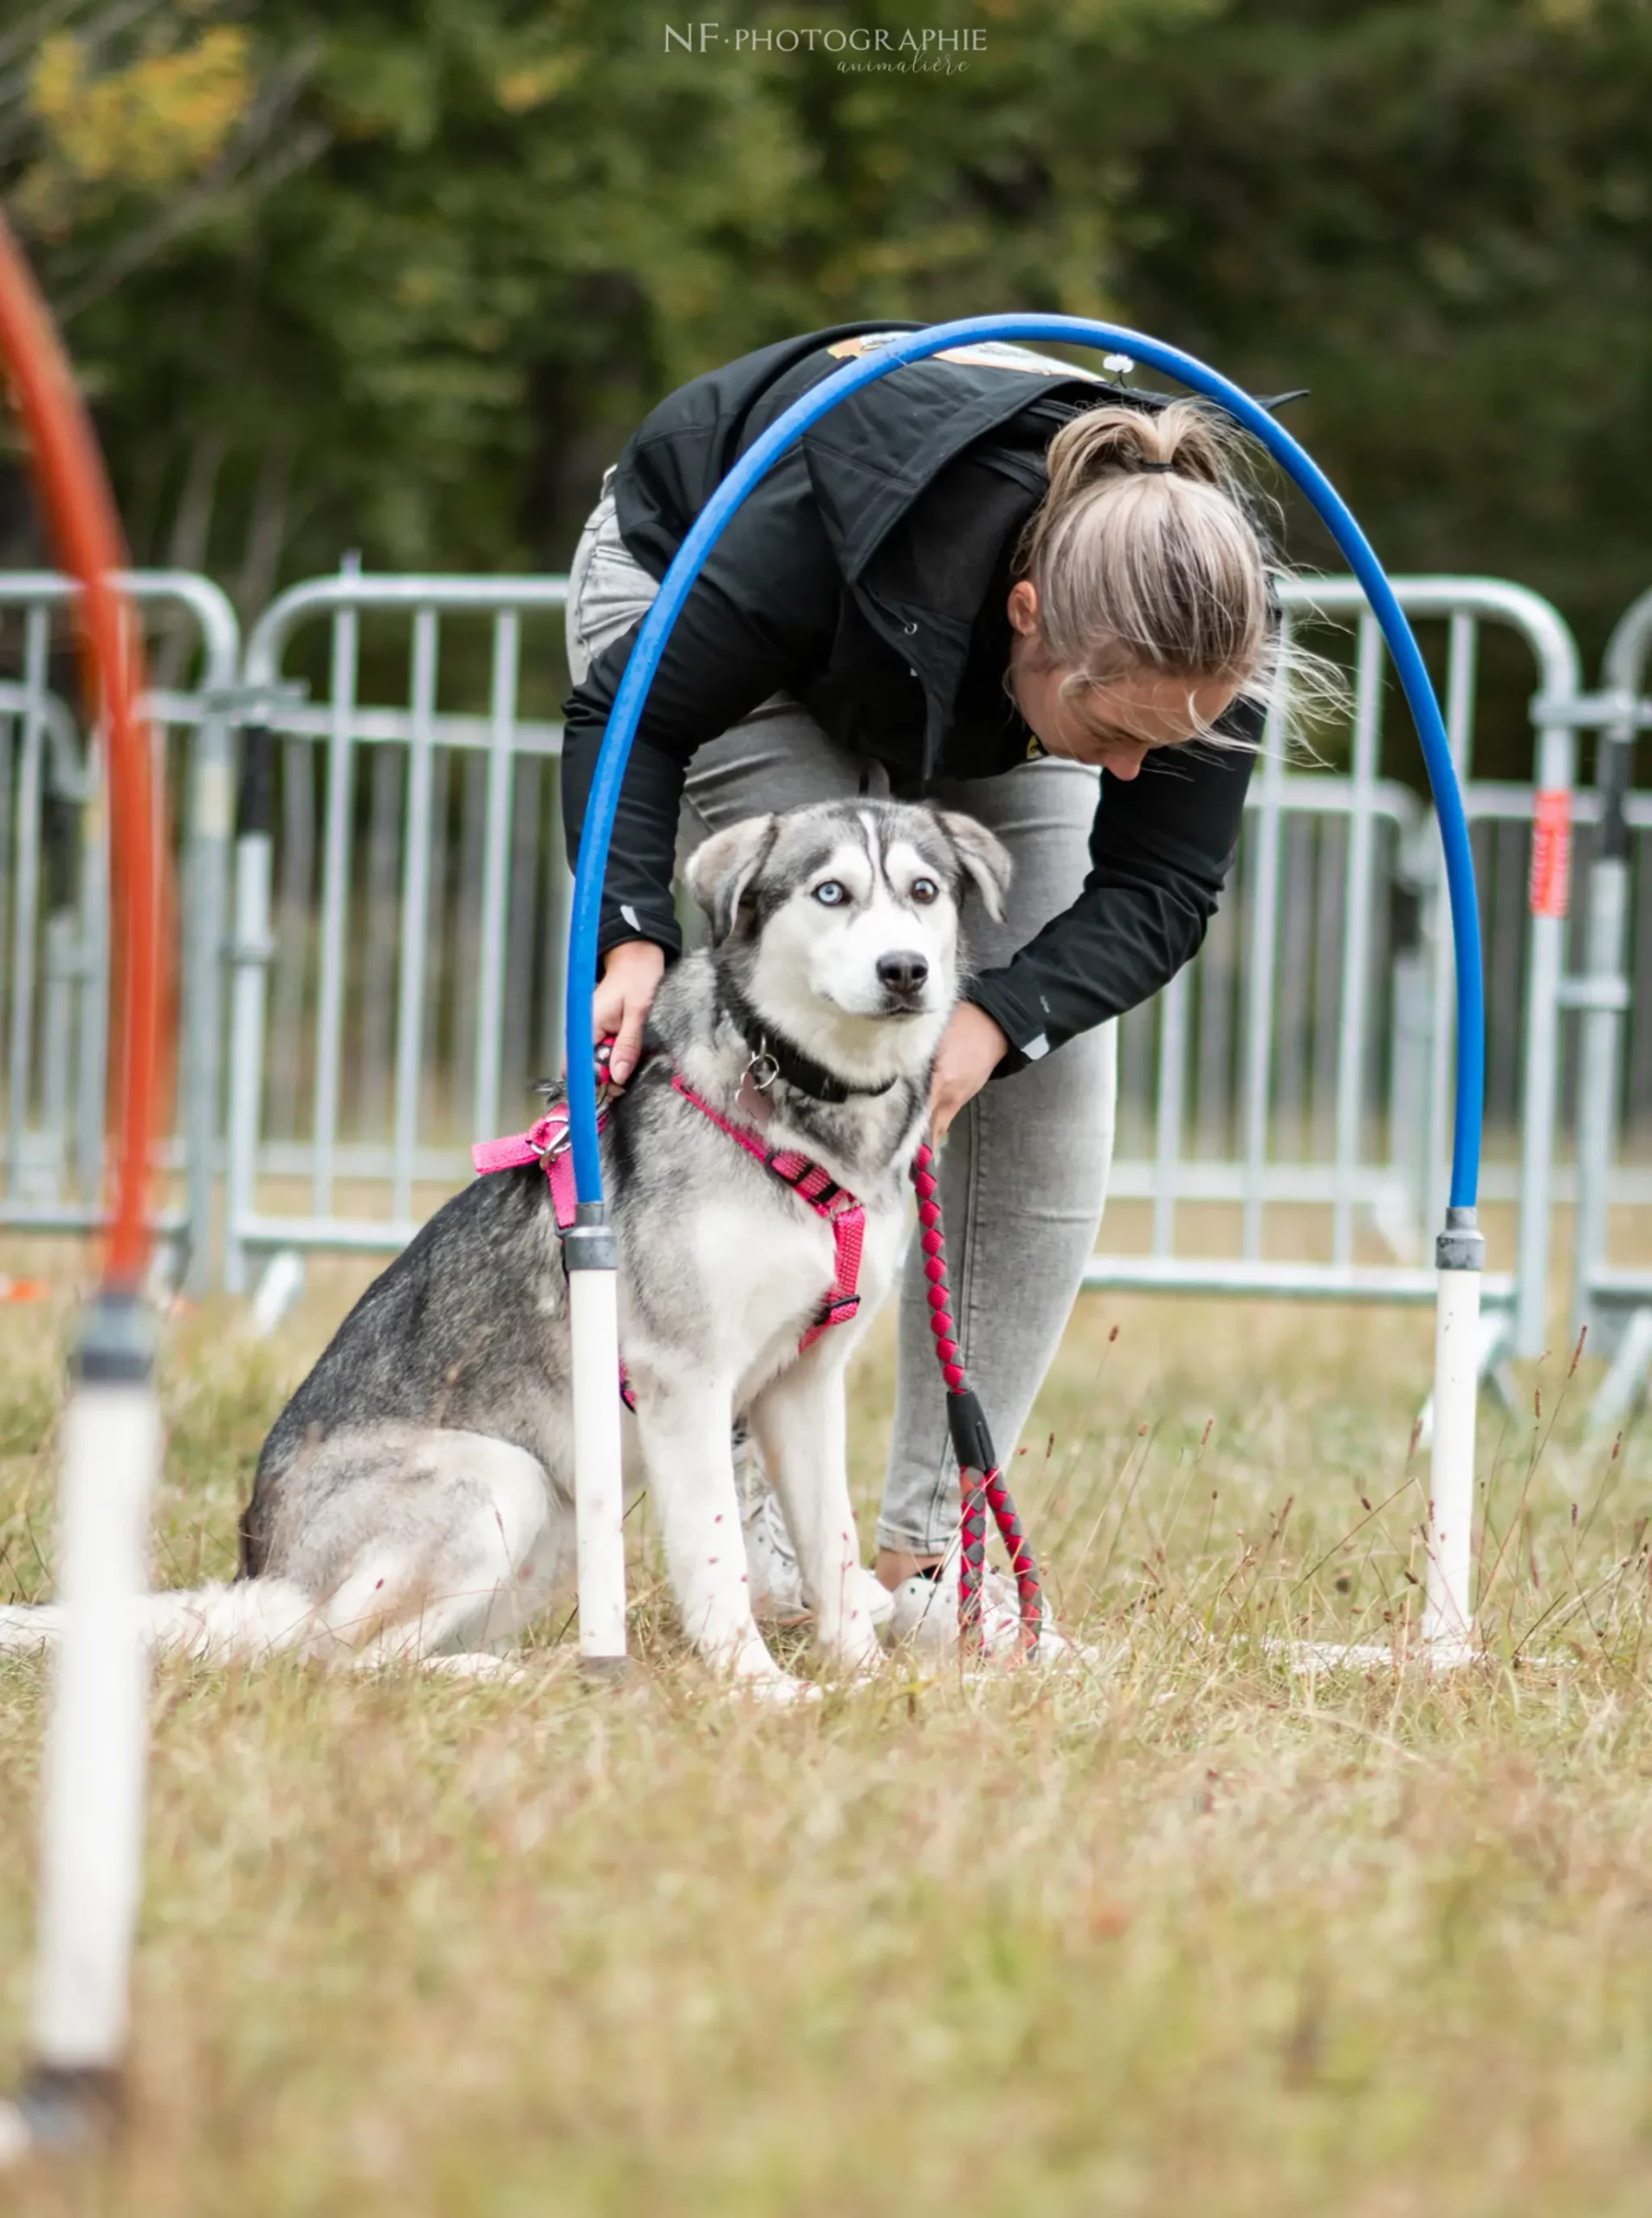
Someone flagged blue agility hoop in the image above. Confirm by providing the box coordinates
[565,315,1485,1216]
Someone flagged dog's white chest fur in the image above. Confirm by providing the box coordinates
[675,1186,904,1400]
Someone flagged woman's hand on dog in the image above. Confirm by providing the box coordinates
[594,939,667,1085]
[930,1002,1008,1139]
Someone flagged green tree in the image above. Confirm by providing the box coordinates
[3,1,1203,597]
[1111,0,1652,656]
[2,0,1649,682]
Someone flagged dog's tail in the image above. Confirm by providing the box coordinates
[0,1578,327,1664]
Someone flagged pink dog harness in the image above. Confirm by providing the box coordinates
[470,1077,866,1406]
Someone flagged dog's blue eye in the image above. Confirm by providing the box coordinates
[813,880,847,906]
[910,878,939,905]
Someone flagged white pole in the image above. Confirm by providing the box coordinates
[566,1211,629,1674]
[19,1296,159,2150]
[1423,1211,1483,1659]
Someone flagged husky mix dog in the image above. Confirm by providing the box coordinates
[0,801,1010,1699]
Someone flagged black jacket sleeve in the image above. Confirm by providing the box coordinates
[966,706,1259,1073]
[560,449,843,958]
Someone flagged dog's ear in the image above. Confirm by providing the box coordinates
[684,814,781,942]
[934,810,1013,923]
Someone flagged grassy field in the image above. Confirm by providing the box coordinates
[4,1249,1652,2215]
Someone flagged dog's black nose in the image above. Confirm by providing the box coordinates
[877,951,930,997]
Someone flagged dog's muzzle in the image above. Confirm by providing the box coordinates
[875,950,930,1012]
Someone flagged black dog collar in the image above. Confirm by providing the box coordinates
[721,980,897,1106]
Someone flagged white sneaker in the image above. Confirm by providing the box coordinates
[885,1554,1087,1666]
[739,1482,894,1633]
[742,1485,807,1620]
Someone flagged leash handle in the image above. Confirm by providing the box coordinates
[910,1141,1042,1656]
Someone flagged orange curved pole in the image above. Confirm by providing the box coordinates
[0,212,167,1290]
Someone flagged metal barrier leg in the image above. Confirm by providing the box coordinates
[224,729,275,1295]
[74,769,107,1210]
[1565,593,1652,1424]
[1424,1210,1485,1657]
[249,1248,306,1339]
[1383,937,1428,1261]
[1571,843,1630,1333]
[41,911,74,1199]
[1590,1307,1652,1437]
[1572,714,1635,1391]
[182,710,234,1292]
[1514,704,1580,1359]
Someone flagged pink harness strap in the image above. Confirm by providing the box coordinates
[470,1078,866,1393]
[471,1105,622,1241]
[470,1114,563,1179]
[668,1075,865,1349]
[471,1105,634,1408]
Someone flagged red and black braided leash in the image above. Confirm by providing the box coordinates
[910,1140,1042,1657]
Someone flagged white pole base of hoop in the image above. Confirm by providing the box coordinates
[6,1295,160,2156]
[566,1209,629,1679]
[1423,1212,1484,1663]
[1278,1215,1485,1678]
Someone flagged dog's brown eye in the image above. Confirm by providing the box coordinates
[910,878,939,905]
[813,880,847,906]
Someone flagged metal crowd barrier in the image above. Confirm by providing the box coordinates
[3,561,1606,1355]
[1091,576,1585,1371]
[1566,589,1652,1427]
[224,567,574,1292]
[0,572,241,1284]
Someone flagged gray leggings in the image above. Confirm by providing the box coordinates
[567,480,1117,1555]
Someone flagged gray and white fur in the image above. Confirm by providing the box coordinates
[0,801,1010,1698]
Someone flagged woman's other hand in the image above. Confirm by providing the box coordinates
[593,939,667,1085]
[930,1002,1009,1139]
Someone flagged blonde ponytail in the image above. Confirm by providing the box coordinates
[1015,398,1301,728]
[1036,397,1237,518]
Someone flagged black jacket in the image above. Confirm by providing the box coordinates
[561,322,1260,1073]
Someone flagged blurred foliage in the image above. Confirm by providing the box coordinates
[22,23,254,216]
[0,0,1649,674]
